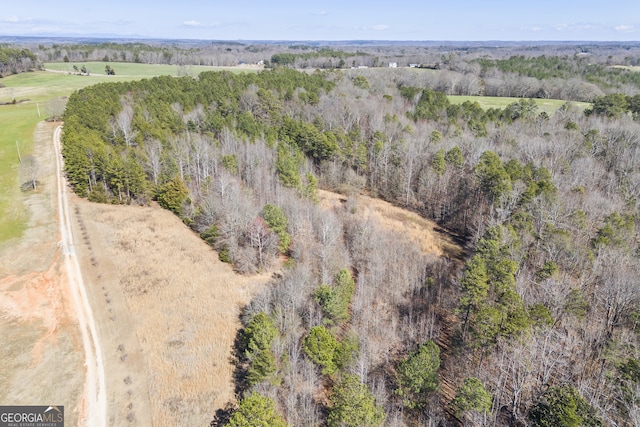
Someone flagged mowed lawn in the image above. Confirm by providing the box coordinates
[0,103,41,241]
[448,95,589,115]
[0,62,259,243]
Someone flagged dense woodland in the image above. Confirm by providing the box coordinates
[56,43,640,426]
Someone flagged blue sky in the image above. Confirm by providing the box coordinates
[1,0,639,41]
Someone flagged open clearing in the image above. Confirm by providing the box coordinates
[318,189,464,260]
[0,116,273,425]
[69,197,272,425]
[610,65,640,72]
[448,95,589,114]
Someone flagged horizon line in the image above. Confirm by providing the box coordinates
[2,34,640,45]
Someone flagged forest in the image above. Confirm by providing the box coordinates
[56,44,640,426]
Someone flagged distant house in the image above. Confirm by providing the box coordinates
[409,63,419,68]
[357,65,368,69]
[389,62,397,68]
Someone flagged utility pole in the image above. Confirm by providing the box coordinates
[16,141,22,163]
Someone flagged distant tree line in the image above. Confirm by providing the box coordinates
[3,40,638,103]
[0,46,40,77]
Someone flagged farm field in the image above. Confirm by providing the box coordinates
[44,61,261,77]
[0,103,41,241]
[448,94,589,114]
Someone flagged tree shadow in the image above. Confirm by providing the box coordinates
[210,305,250,426]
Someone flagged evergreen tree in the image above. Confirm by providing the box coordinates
[452,377,492,417]
[396,340,440,408]
[303,325,339,375]
[156,177,189,216]
[529,385,602,427]
[243,313,278,385]
[328,374,385,427]
[227,393,286,427]
[261,204,291,253]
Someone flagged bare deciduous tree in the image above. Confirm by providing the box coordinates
[45,97,66,121]
[116,98,138,147]
[247,217,276,268]
[20,155,39,190]
[144,139,163,186]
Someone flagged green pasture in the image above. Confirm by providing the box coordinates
[448,95,589,115]
[44,61,254,78]
[0,70,105,243]
[0,102,41,241]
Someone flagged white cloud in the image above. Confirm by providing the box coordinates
[183,20,204,27]
[614,25,634,32]
[181,20,221,29]
[554,22,595,32]
[6,15,20,23]
[353,24,391,32]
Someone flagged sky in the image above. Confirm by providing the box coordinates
[1,0,639,41]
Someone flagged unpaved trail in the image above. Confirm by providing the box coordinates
[53,125,107,427]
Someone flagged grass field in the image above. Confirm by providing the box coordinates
[610,65,640,72]
[448,95,589,115]
[0,102,42,241]
[44,61,257,78]
[0,71,125,243]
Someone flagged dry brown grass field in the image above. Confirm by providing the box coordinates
[318,189,464,259]
[69,197,272,425]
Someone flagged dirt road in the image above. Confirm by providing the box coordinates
[53,126,107,427]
